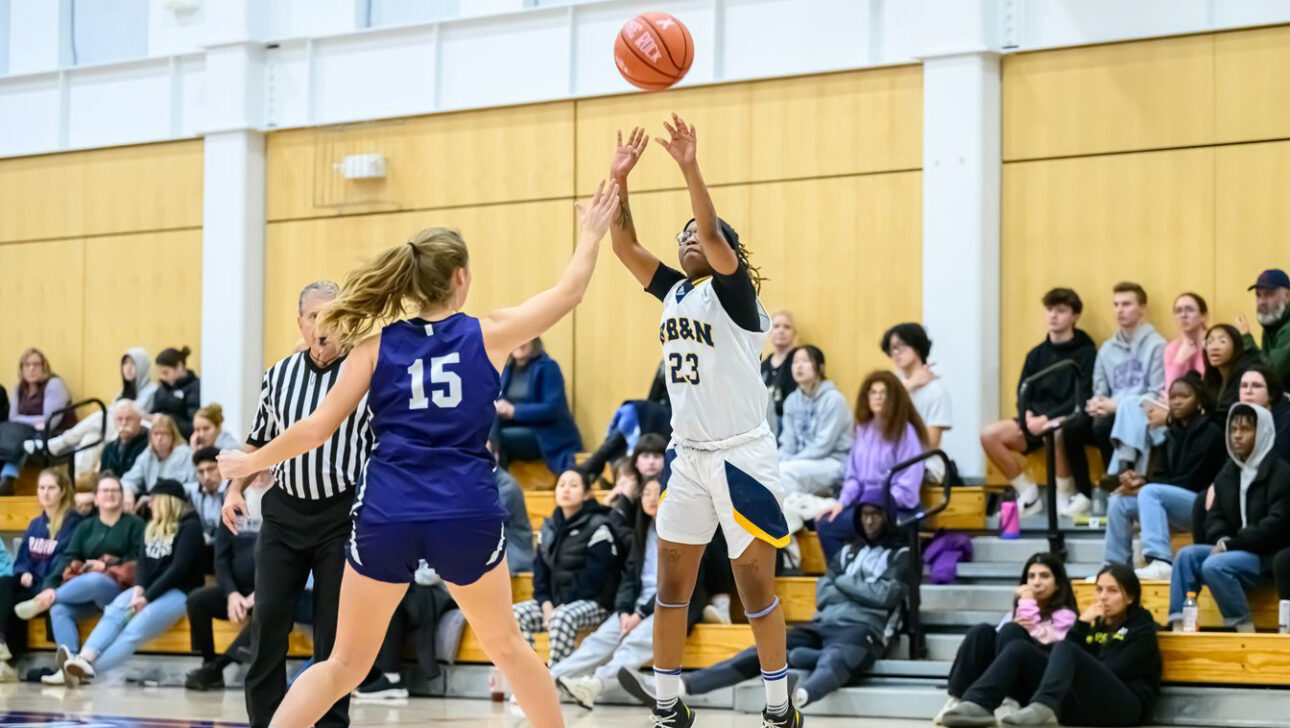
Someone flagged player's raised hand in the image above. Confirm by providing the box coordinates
[611,126,649,181]
[656,113,696,167]
[575,179,620,243]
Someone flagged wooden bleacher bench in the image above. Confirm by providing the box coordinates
[1074,581,1281,632]
[29,616,313,658]
[508,460,555,490]
[0,495,41,532]
[985,446,1106,489]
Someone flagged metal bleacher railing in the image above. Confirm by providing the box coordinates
[1016,359,1085,561]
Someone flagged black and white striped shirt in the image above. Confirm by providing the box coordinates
[247,351,373,501]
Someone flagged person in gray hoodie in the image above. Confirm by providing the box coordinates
[1167,403,1290,630]
[120,347,158,412]
[1061,283,1165,517]
[777,345,854,496]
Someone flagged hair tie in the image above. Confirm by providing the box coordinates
[407,241,417,252]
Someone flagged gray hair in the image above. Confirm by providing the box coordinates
[113,399,141,418]
[298,280,340,314]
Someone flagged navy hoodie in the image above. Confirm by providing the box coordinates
[14,510,84,587]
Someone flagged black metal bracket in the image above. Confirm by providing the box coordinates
[1016,359,1084,561]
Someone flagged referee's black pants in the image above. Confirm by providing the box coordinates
[246,488,353,728]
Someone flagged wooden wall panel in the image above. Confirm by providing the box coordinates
[0,239,87,401]
[1215,25,1290,144]
[264,200,575,373]
[748,66,923,182]
[1002,34,1214,161]
[266,102,575,221]
[1000,149,1215,412]
[1214,141,1290,328]
[0,156,84,243]
[81,230,204,403]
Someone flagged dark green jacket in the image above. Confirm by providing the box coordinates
[1243,306,1290,388]
[46,513,145,589]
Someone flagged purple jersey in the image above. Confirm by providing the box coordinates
[357,314,504,523]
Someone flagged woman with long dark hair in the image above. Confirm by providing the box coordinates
[1203,324,1260,417]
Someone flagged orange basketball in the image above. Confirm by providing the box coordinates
[614,12,694,92]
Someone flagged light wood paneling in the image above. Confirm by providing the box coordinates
[1000,149,1215,414]
[1075,581,1278,631]
[266,103,575,221]
[1215,25,1290,144]
[0,496,41,532]
[748,66,922,182]
[264,199,575,374]
[29,616,313,658]
[0,141,201,244]
[1214,141,1290,328]
[81,230,203,404]
[0,238,87,402]
[574,83,755,195]
[1159,633,1290,685]
[1002,34,1214,161]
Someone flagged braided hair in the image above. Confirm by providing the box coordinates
[683,217,766,294]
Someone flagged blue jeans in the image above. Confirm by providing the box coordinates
[82,588,188,673]
[1107,397,1166,474]
[1168,544,1265,625]
[1103,493,1141,566]
[49,572,123,652]
[1137,484,1196,563]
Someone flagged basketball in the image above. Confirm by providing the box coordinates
[614,12,694,91]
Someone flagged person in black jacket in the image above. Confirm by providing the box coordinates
[152,346,201,440]
[1101,373,1226,579]
[762,310,799,434]
[57,479,205,686]
[943,563,1161,727]
[1203,324,1262,419]
[550,477,700,709]
[100,400,149,477]
[1234,364,1290,463]
[1168,404,1290,630]
[980,288,1097,516]
[575,367,673,484]
[512,471,619,666]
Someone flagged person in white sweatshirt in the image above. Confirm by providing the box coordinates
[777,346,853,496]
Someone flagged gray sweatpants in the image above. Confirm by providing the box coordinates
[779,458,844,496]
[548,612,655,683]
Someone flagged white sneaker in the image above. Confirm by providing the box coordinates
[934,696,961,725]
[1134,560,1173,582]
[0,661,17,683]
[1059,493,1091,518]
[1018,486,1044,517]
[41,669,66,686]
[64,655,95,683]
[557,676,601,710]
[0,640,11,662]
[14,597,48,620]
[702,604,731,625]
[996,697,1022,722]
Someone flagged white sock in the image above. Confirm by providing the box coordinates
[763,665,789,714]
[1055,476,1075,497]
[710,593,731,619]
[1011,474,1038,504]
[383,672,401,683]
[794,687,810,708]
[1010,473,1035,492]
[654,667,682,710]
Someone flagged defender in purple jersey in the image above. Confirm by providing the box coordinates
[217,180,619,728]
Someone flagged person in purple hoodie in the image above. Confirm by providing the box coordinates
[815,370,928,560]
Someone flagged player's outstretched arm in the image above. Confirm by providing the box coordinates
[216,336,379,480]
[608,127,661,287]
[657,113,738,276]
[480,180,619,370]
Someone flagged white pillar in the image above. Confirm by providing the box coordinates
[199,1,266,440]
[918,0,1002,480]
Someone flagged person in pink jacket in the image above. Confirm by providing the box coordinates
[937,553,1079,725]
[1162,293,1208,396]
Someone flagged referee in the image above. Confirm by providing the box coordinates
[221,280,373,728]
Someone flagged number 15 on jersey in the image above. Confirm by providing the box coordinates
[408,354,462,409]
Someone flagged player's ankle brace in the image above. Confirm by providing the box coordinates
[744,596,780,620]
[655,597,690,609]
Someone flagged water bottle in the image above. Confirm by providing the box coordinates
[1182,591,1200,633]
[999,491,1021,540]
[1279,599,1290,635]
[489,668,509,701]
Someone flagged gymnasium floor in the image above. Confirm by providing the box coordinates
[0,683,933,727]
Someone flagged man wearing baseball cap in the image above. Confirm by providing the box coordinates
[1238,268,1290,387]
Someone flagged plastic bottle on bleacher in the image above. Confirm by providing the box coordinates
[1181,592,1199,633]
[1279,600,1289,635]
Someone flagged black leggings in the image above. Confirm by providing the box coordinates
[0,575,36,657]
[947,622,1037,698]
[963,639,1144,727]
[1273,547,1290,600]
[1060,413,1113,497]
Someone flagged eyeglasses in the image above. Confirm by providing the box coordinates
[675,229,697,245]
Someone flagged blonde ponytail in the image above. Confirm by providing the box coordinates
[319,228,470,348]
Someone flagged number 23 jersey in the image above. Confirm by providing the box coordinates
[361,313,506,523]
[657,270,771,444]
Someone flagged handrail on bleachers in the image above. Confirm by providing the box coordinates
[42,397,108,483]
[1017,359,1083,560]
[884,448,958,661]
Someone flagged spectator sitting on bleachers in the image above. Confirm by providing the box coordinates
[0,468,81,663]
[883,323,953,454]
[491,447,535,574]
[762,310,799,435]
[777,345,852,496]
[1061,282,1165,518]
[151,346,201,441]
[1237,268,1290,388]
[189,403,239,451]
[99,400,149,477]
[943,563,1160,728]
[550,477,683,709]
[1162,293,1209,394]
[631,432,667,483]
[495,337,582,474]
[513,471,619,666]
[0,539,13,682]
[352,561,458,700]
[121,414,194,513]
[184,480,264,691]
[574,367,672,484]
[816,370,927,561]
[120,347,157,413]
[1203,323,1261,417]
[1236,365,1290,463]
[981,288,1096,516]
[0,348,72,494]
[1169,404,1290,632]
[184,447,226,547]
[54,479,206,687]
[1099,374,1225,581]
[622,487,910,711]
[938,553,1079,725]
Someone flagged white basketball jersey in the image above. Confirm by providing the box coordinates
[659,276,771,444]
